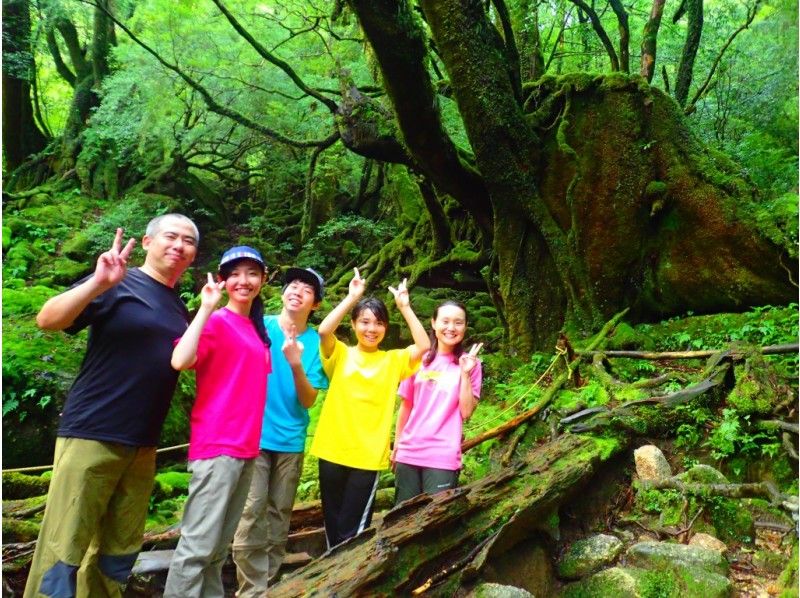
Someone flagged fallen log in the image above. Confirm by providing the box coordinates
[269,371,730,597]
[578,343,798,360]
[271,432,620,597]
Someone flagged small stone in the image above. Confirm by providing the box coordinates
[689,533,727,553]
[467,582,535,598]
[634,445,672,481]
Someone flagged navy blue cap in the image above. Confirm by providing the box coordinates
[219,246,265,270]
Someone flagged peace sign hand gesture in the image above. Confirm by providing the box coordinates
[200,272,224,311]
[94,228,136,290]
[459,343,483,375]
[282,323,304,366]
[388,278,410,310]
[348,268,366,300]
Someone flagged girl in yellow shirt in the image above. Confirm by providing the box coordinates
[311,268,429,547]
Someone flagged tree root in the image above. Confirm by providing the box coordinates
[639,477,793,508]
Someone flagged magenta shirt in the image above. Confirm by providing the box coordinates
[187,307,271,460]
[394,353,482,470]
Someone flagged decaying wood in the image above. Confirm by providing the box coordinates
[269,357,732,596]
[579,342,798,360]
[271,433,616,597]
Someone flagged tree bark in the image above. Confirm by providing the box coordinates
[640,0,667,82]
[674,0,704,106]
[346,0,795,354]
[3,0,49,171]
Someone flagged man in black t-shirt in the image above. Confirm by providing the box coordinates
[25,214,199,598]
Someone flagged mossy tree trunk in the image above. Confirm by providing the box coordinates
[2,0,49,172]
[346,0,796,353]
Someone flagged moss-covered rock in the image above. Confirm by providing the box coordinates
[625,541,729,577]
[560,567,645,597]
[556,533,624,579]
[61,232,92,261]
[726,358,778,416]
[676,464,729,485]
[151,471,191,502]
[776,542,798,598]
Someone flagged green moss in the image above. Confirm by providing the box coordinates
[777,542,798,598]
[639,569,679,598]
[2,517,41,542]
[645,181,668,197]
[709,497,754,543]
[61,232,92,261]
[51,258,90,285]
[726,360,775,416]
[2,472,50,499]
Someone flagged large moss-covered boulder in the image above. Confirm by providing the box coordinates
[625,541,729,577]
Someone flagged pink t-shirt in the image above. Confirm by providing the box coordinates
[394,352,482,470]
[187,307,271,460]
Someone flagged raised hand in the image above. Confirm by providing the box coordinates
[282,323,304,366]
[94,228,136,289]
[348,267,366,299]
[200,272,224,310]
[388,278,410,309]
[459,343,483,374]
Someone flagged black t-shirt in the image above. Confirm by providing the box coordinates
[58,268,190,447]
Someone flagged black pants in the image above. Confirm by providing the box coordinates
[318,459,379,549]
[394,462,459,505]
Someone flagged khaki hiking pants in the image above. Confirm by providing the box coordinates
[24,437,156,598]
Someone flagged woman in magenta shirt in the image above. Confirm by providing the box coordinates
[392,300,483,504]
[164,246,272,597]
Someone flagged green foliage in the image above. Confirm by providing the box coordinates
[704,409,778,475]
[296,214,394,275]
[750,192,799,258]
[708,496,755,543]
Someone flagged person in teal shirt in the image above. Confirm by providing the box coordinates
[232,267,328,597]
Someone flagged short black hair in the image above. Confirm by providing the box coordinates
[351,297,389,326]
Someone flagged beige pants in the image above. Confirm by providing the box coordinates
[24,437,156,598]
[163,456,254,598]
[232,450,304,597]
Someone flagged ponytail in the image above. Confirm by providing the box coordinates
[249,294,271,347]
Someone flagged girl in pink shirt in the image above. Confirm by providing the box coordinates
[392,300,483,504]
[165,246,272,598]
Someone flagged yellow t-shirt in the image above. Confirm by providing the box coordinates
[310,338,419,470]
